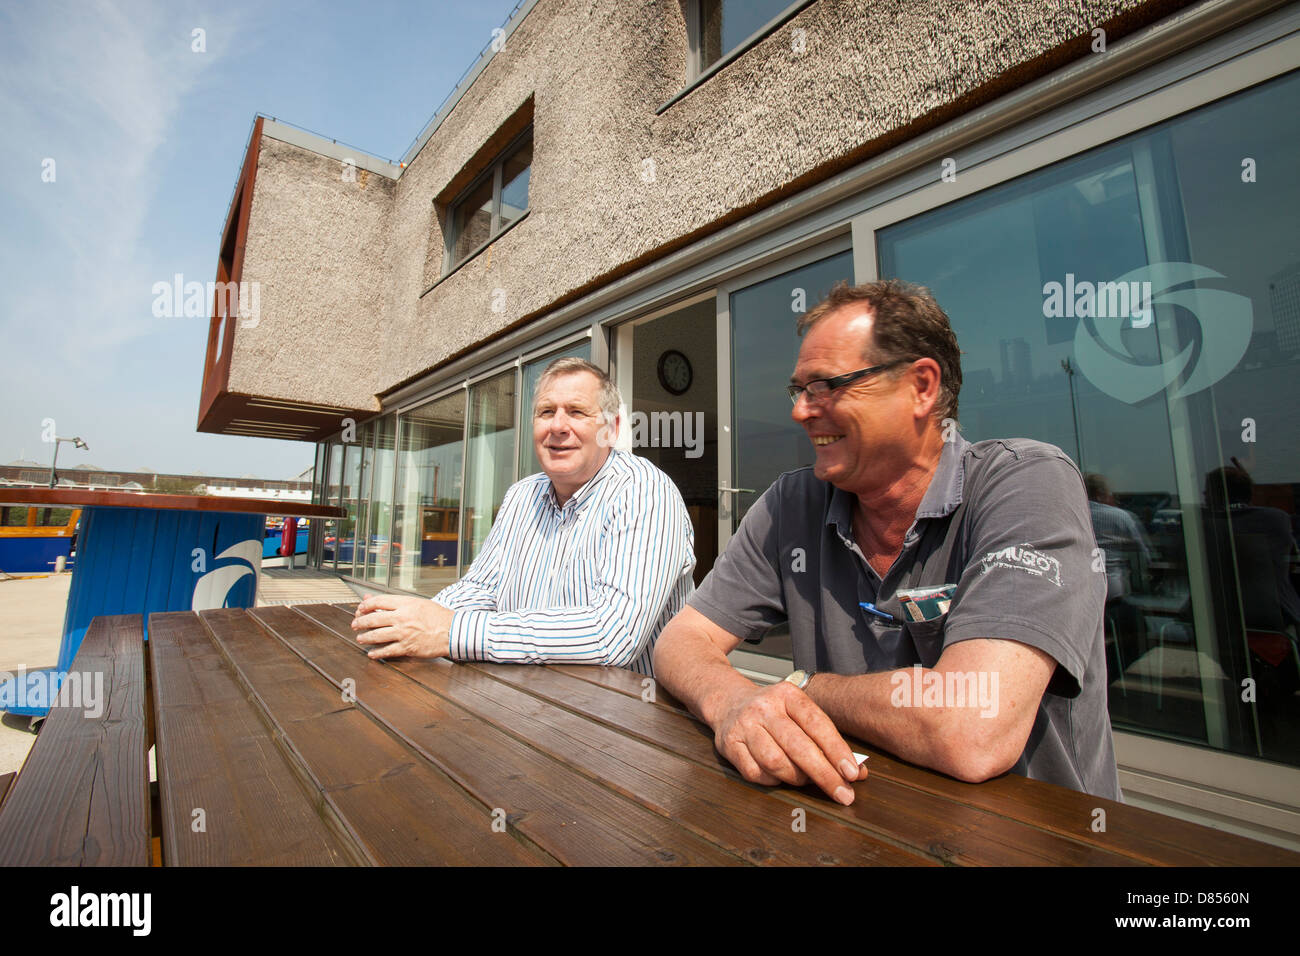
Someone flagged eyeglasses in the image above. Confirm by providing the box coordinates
[786,361,905,405]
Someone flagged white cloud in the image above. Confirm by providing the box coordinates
[0,1,243,375]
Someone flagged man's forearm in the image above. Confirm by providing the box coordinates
[652,626,754,729]
[807,670,1006,782]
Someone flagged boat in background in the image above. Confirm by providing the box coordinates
[0,506,80,574]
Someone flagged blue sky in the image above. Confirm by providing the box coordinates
[0,0,522,479]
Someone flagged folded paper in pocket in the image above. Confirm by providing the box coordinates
[896,584,957,623]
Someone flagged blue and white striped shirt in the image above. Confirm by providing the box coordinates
[434,449,695,674]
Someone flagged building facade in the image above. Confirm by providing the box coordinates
[199,0,1300,845]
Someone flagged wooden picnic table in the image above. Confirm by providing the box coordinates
[0,602,1296,866]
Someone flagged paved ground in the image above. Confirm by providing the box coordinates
[258,567,363,606]
[0,573,71,775]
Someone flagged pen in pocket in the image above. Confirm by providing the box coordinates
[859,602,898,623]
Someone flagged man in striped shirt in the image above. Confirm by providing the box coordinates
[351,358,695,674]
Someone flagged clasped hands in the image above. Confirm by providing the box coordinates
[712,679,868,805]
[351,594,454,660]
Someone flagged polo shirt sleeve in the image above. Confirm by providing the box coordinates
[689,479,788,642]
[940,447,1105,698]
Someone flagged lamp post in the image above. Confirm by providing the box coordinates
[47,436,89,489]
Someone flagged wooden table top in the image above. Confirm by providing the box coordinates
[134,603,1295,867]
[0,487,342,518]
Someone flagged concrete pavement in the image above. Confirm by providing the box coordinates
[0,573,71,774]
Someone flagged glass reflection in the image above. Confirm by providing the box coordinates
[461,371,516,567]
[876,70,1300,766]
[394,392,466,595]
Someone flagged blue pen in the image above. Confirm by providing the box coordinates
[859,602,897,623]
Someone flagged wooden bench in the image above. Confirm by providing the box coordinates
[0,615,150,866]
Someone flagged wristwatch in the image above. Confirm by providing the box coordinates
[783,669,813,690]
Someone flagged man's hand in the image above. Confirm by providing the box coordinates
[351,594,454,660]
[713,679,868,806]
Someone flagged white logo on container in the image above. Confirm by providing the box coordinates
[192,539,261,609]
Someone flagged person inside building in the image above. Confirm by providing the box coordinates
[652,279,1120,804]
[351,358,695,675]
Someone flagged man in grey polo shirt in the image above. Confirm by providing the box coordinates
[653,279,1120,805]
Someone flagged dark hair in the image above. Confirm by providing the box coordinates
[796,279,962,421]
[1084,473,1111,502]
[1205,465,1253,508]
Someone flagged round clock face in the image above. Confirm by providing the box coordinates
[658,350,692,395]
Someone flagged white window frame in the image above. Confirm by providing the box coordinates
[442,126,533,274]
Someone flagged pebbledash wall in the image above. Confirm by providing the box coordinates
[201,0,1300,846]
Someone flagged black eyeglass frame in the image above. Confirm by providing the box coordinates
[786,360,908,405]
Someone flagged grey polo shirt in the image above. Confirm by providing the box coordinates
[690,434,1121,799]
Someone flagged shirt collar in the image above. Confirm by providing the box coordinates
[546,447,620,514]
[916,432,968,520]
[825,432,969,541]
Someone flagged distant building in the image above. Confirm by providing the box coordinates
[0,464,310,499]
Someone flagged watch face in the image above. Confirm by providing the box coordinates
[658,350,692,395]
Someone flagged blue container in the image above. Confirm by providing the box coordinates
[1,505,263,718]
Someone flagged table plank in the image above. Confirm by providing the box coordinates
[0,615,149,866]
[842,748,1300,867]
[547,662,691,713]
[197,608,549,866]
[261,605,742,865]
[472,664,1150,866]
[149,611,361,865]
[294,605,927,866]
[480,663,1298,866]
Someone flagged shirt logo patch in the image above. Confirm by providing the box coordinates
[979,543,1063,587]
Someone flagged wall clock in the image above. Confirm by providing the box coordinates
[657,349,692,395]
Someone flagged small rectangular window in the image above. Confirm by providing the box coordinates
[445,129,532,272]
[689,0,809,80]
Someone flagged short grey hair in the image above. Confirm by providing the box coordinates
[532,357,621,419]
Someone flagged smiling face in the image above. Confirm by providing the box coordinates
[790,306,922,496]
[533,370,616,504]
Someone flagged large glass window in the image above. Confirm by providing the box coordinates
[876,70,1300,767]
[311,442,329,568]
[518,340,591,479]
[322,442,343,568]
[351,421,375,579]
[461,371,517,567]
[336,441,361,572]
[731,250,854,528]
[394,391,466,595]
[365,416,397,586]
[728,249,854,664]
